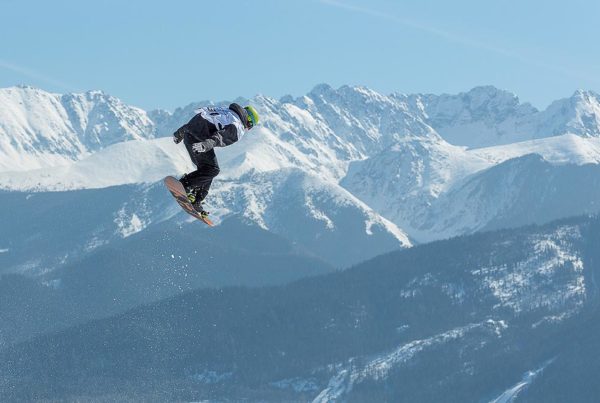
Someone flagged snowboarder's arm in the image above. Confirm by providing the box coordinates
[192,124,239,153]
[210,124,240,147]
[172,124,188,144]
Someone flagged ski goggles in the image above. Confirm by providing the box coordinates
[246,114,257,129]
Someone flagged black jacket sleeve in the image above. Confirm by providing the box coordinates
[201,124,240,152]
[212,124,239,147]
[173,124,190,141]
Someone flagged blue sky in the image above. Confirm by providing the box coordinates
[1,0,599,111]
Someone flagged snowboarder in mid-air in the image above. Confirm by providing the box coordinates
[172,103,259,219]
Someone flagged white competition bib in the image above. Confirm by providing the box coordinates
[197,107,246,139]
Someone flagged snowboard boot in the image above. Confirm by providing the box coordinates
[179,174,197,204]
[199,209,210,220]
[186,191,197,204]
[179,175,210,218]
[191,198,210,219]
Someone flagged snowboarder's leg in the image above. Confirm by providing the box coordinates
[180,146,220,213]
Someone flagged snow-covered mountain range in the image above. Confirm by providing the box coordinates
[2,84,600,269]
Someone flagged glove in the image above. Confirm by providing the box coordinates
[192,141,209,153]
[173,131,184,144]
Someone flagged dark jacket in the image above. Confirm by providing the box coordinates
[174,103,248,152]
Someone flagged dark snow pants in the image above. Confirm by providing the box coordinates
[181,134,220,202]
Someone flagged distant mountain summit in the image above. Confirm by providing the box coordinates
[537,89,600,138]
[0,85,154,171]
[394,86,600,148]
[397,86,539,147]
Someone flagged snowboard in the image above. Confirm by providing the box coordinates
[164,176,214,226]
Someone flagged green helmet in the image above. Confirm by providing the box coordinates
[244,105,260,129]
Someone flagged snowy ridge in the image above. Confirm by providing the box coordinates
[537,90,600,138]
[394,86,539,148]
[394,86,600,148]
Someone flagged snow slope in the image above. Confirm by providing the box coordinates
[0,138,192,191]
